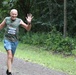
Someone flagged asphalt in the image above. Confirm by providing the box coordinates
[0,52,68,75]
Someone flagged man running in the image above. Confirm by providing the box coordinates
[0,9,33,75]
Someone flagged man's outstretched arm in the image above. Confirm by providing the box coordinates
[20,20,32,31]
[20,13,33,31]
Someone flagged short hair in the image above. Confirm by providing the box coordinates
[10,9,18,14]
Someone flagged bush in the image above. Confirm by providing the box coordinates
[20,30,75,53]
[58,37,75,53]
[45,30,75,53]
[21,32,47,45]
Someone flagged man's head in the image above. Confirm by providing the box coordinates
[10,9,18,20]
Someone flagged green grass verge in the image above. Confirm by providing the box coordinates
[0,42,76,75]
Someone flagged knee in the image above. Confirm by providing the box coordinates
[7,51,13,59]
[8,54,13,59]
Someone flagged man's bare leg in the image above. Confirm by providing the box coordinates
[7,50,14,73]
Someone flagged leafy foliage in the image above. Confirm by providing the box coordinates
[0,0,76,35]
[21,32,47,45]
[44,28,75,53]
[20,28,75,54]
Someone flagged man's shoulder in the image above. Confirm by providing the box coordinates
[16,18,22,23]
[5,17,11,20]
[16,18,22,20]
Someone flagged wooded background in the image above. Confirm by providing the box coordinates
[0,0,76,53]
[0,0,76,35]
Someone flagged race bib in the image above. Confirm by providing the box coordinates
[8,27,16,35]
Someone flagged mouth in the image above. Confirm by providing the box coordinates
[11,17,16,20]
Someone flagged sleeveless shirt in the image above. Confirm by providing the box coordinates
[4,17,21,41]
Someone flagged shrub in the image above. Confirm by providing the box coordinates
[21,32,47,45]
[58,37,75,53]
[20,30,75,54]
[45,31,75,53]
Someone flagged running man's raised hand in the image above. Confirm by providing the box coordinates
[26,13,33,24]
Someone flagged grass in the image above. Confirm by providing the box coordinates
[0,42,76,75]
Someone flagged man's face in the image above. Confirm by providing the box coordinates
[10,10,18,20]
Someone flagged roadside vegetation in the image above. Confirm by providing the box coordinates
[0,31,76,75]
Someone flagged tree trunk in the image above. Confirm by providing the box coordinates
[64,0,67,37]
[47,0,52,23]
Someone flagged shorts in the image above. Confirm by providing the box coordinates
[4,39,18,54]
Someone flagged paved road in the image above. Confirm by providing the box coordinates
[0,52,68,75]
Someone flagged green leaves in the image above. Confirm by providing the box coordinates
[19,29,75,54]
[45,31,75,54]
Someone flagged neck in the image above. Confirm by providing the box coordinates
[11,18,16,21]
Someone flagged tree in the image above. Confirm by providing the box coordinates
[0,0,76,36]
[47,0,52,23]
[64,0,67,37]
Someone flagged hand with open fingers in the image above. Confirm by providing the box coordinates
[26,13,33,24]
